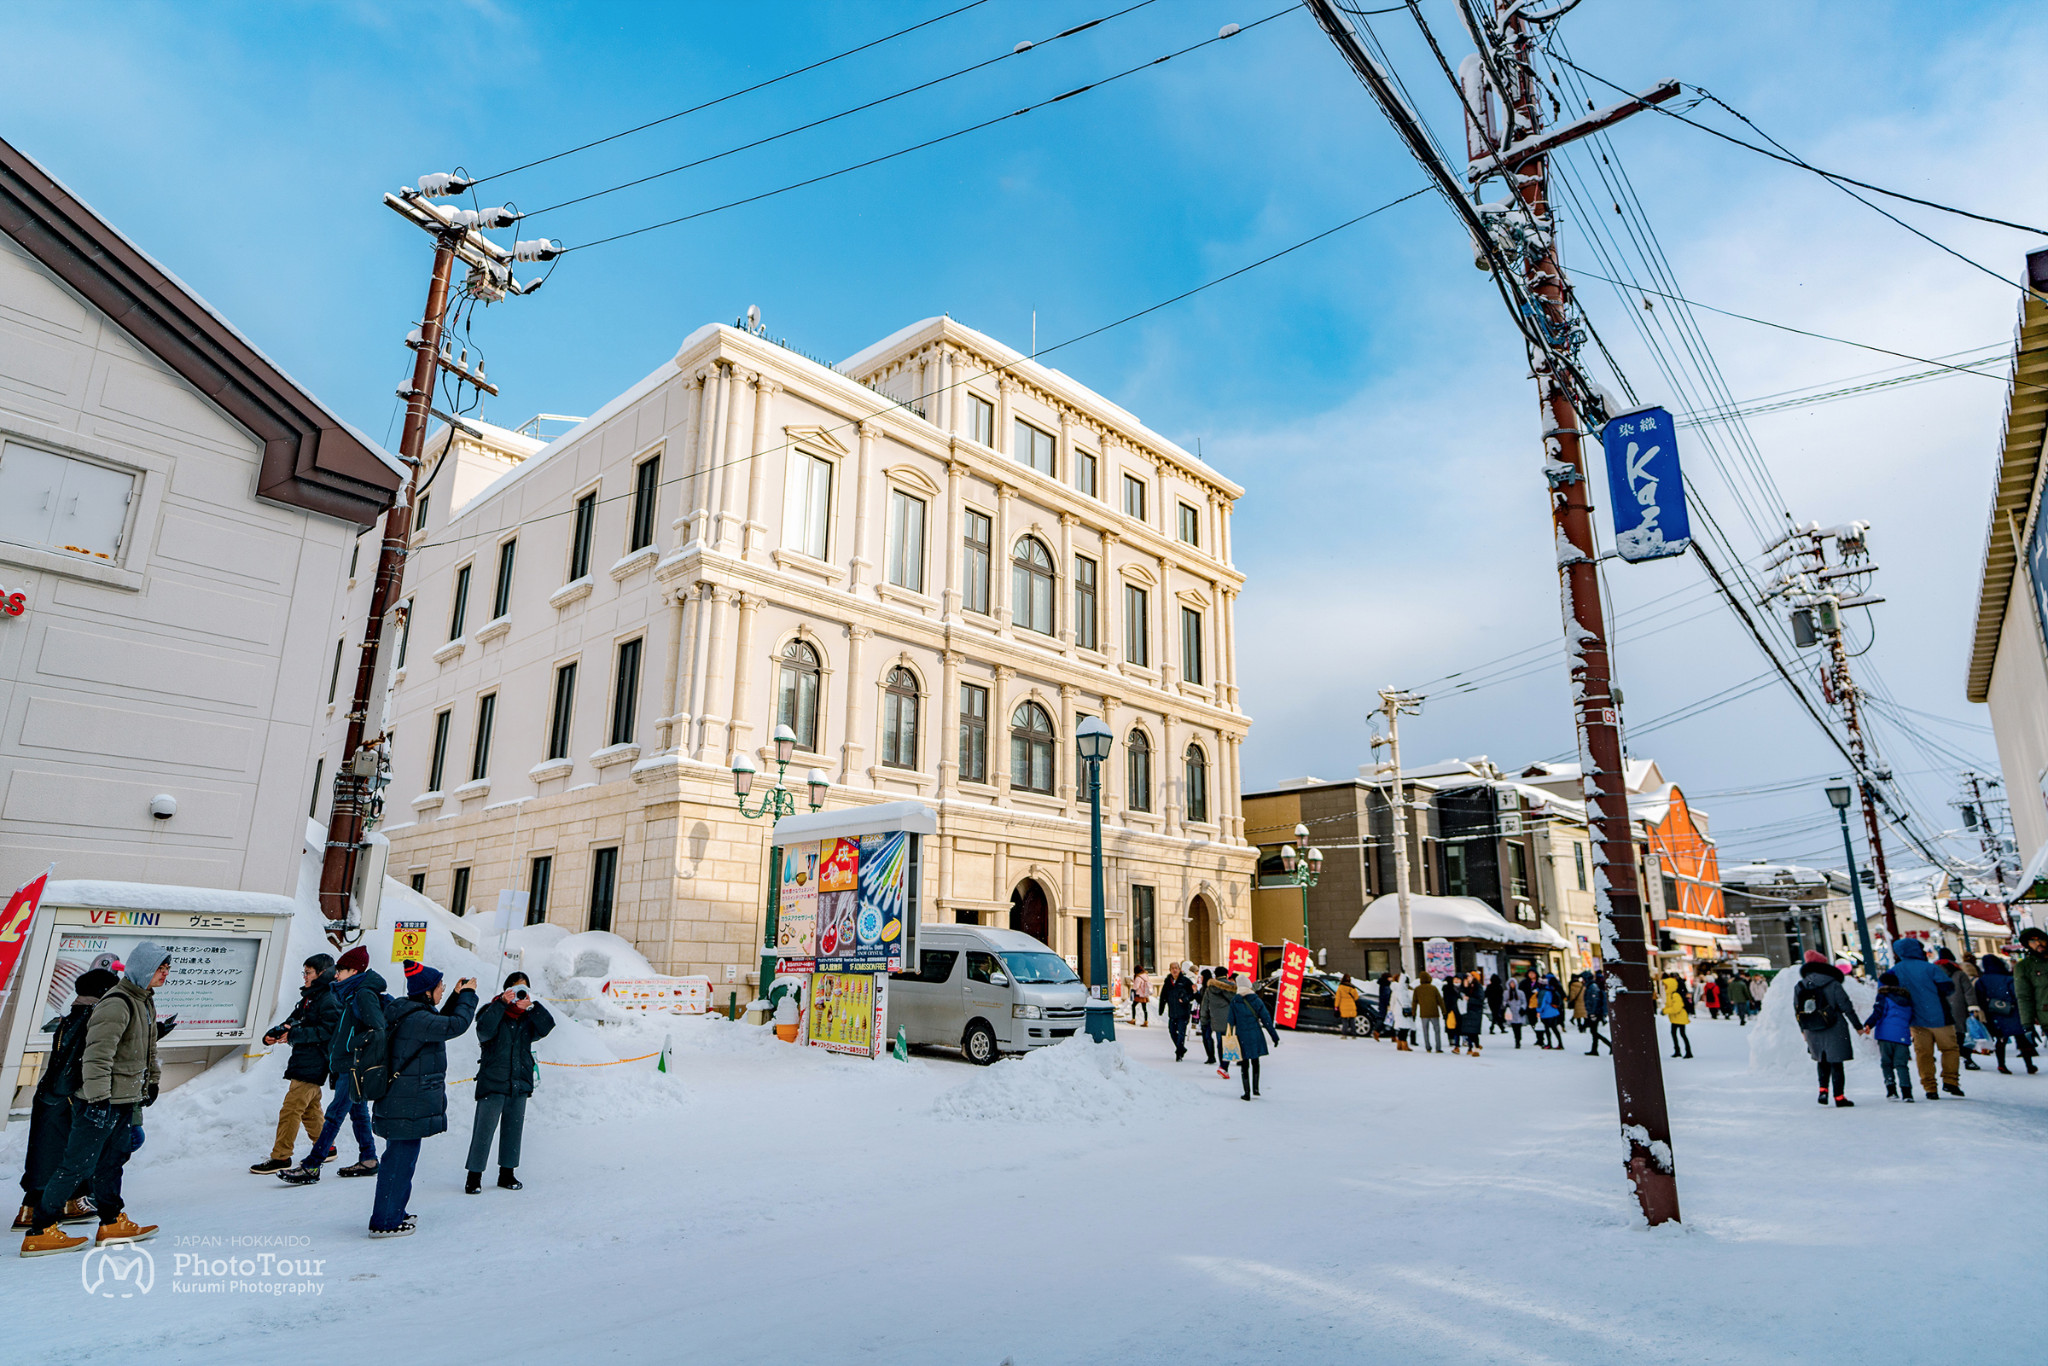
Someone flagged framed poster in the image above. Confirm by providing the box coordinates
[805,970,883,1057]
[41,929,261,1037]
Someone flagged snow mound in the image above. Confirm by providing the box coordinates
[1748,968,1877,1072]
[933,1039,1196,1124]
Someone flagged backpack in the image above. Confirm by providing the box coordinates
[1984,987,2017,1017]
[339,992,397,1102]
[1793,979,1838,1034]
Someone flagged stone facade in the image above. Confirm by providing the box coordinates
[317,317,1256,985]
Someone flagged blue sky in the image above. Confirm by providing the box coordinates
[4,0,2039,879]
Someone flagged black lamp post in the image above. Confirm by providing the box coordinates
[737,723,828,1011]
[1076,716,1115,1043]
[1827,783,1877,977]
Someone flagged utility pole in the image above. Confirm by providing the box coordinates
[1765,521,1898,939]
[1960,771,2012,899]
[1371,688,1422,979]
[1303,0,1683,1225]
[317,179,553,941]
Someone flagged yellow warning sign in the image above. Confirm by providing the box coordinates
[391,920,427,963]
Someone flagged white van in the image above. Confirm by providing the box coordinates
[886,924,1087,1064]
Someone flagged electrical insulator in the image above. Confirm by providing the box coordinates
[416,171,477,199]
[513,238,561,262]
[450,205,520,231]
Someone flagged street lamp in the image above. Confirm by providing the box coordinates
[1076,716,1115,1043]
[1276,821,1323,953]
[1827,782,1877,977]
[736,724,828,1013]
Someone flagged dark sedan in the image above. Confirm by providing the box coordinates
[1255,973,1383,1036]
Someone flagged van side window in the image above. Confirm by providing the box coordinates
[890,949,959,984]
[966,952,1007,985]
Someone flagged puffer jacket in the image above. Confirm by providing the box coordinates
[1159,972,1198,1020]
[1584,972,1609,1021]
[1942,960,1976,1035]
[1793,961,1862,1064]
[1567,977,1587,1019]
[327,969,390,1079]
[78,978,159,1107]
[473,997,556,1098]
[1974,957,2025,1039]
[35,998,97,1099]
[268,970,341,1085]
[1334,982,1360,1019]
[371,988,477,1142]
[1411,980,1443,1019]
[1890,939,1953,1028]
[1225,990,1280,1061]
[1868,985,1914,1045]
[1199,977,1237,1035]
[2015,946,2048,1028]
[1658,978,1689,1026]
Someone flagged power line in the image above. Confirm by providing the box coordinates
[562,9,1295,254]
[474,0,995,183]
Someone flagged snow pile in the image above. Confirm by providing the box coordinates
[933,1038,1197,1125]
[1747,967,1877,1073]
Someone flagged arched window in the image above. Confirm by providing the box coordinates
[1011,536,1055,636]
[1184,743,1209,824]
[1010,701,1056,794]
[1126,729,1152,812]
[776,640,821,752]
[881,667,920,769]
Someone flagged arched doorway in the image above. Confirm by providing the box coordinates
[1188,894,1216,967]
[1009,878,1050,945]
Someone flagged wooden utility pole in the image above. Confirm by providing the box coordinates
[1371,688,1422,978]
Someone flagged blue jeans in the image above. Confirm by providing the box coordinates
[34,1100,133,1227]
[309,1072,375,1166]
[1878,1039,1912,1092]
[370,1137,421,1231]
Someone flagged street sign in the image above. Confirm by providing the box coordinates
[1598,405,1690,562]
[1275,941,1310,1028]
[390,920,426,963]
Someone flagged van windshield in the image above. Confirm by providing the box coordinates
[1002,952,1079,985]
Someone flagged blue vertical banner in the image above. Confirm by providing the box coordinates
[1598,405,1690,562]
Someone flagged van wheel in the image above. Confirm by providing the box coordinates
[963,1021,999,1066]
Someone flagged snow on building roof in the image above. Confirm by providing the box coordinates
[1349,894,1564,947]
[1722,863,1828,887]
[45,880,297,917]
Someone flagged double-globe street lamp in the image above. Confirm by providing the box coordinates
[1826,783,1878,978]
[1076,717,1115,1043]
[733,723,830,1009]
[1277,823,1324,954]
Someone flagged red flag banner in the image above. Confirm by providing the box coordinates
[1226,938,1260,976]
[0,867,51,996]
[1275,940,1311,1029]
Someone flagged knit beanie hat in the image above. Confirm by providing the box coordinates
[403,960,443,997]
[73,968,119,1000]
[122,942,170,986]
[336,946,370,973]
[1803,950,1828,965]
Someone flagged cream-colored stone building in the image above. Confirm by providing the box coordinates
[317,317,1255,986]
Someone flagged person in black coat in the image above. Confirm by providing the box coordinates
[252,954,339,1174]
[1157,963,1198,1062]
[367,962,477,1238]
[465,972,556,1192]
[13,969,119,1231]
[1485,973,1506,1035]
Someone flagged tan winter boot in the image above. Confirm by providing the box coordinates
[12,1205,33,1232]
[60,1198,97,1226]
[95,1214,157,1246]
[20,1224,88,1257]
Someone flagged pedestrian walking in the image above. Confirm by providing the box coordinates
[2015,928,2048,1046]
[1869,971,1916,1101]
[1334,974,1361,1037]
[1458,973,1485,1055]
[1387,973,1414,1050]
[466,972,555,1193]
[1160,962,1197,1061]
[1196,969,1219,1065]
[281,945,384,1184]
[1128,969,1152,1026]
[1567,973,1587,1034]
[1973,954,2037,1075]
[1584,966,1611,1056]
[1727,971,1754,1026]
[1485,972,1505,1035]
[1503,979,1526,1048]
[1413,972,1445,1054]
[1700,974,1722,1021]
[1792,950,1864,1107]
[1659,972,1693,1059]
[19,945,168,1257]
[1375,973,1395,1040]
[14,968,117,1232]
[1226,973,1281,1100]
[1201,970,1237,1076]
[250,954,339,1175]
[1934,947,1984,1072]
[1892,938,1964,1098]
[1537,973,1566,1049]
[368,962,478,1238]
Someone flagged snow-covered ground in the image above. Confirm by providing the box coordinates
[11,964,2044,1362]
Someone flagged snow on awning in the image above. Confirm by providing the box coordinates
[772,800,937,846]
[2009,841,2048,904]
[1664,927,1721,948]
[1349,894,1530,944]
[1515,922,1573,950]
[1716,935,1744,952]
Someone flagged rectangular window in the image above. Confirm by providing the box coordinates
[448,564,471,640]
[885,489,926,592]
[963,509,992,614]
[395,598,412,669]
[959,683,988,784]
[610,638,642,747]
[1074,448,1097,499]
[783,452,833,560]
[1507,842,1530,901]
[470,693,496,782]
[416,491,430,534]
[1074,555,1098,651]
[569,491,597,580]
[410,872,426,894]
[970,396,994,446]
[1443,842,1468,898]
[348,537,360,580]
[1178,502,1201,546]
[1132,885,1157,974]
[589,847,618,933]
[1574,842,1588,892]
[630,456,660,551]
[1122,473,1147,522]
[327,636,346,704]
[1014,420,1055,475]
[308,757,323,820]
[450,865,472,918]
[1124,585,1149,666]
[527,855,553,926]
[427,709,452,791]
[1180,607,1204,684]
[548,662,577,761]
[492,539,516,619]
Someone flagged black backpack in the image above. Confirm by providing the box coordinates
[1794,979,1838,1033]
[339,992,397,1102]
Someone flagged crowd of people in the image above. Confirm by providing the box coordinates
[16,942,555,1254]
